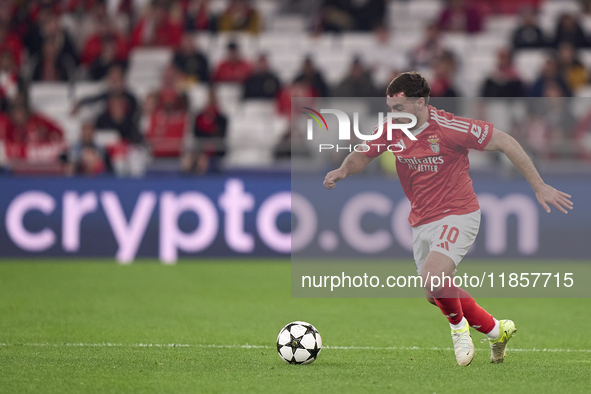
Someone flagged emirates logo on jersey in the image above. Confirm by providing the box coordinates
[427,135,440,154]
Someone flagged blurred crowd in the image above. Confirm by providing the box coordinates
[1,0,591,177]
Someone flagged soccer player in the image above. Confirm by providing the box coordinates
[323,72,573,366]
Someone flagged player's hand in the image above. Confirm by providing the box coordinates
[323,168,346,190]
[534,183,573,214]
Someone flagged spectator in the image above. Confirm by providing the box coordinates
[429,51,459,113]
[69,0,128,49]
[88,36,128,81]
[332,57,378,97]
[25,12,78,65]
[429,51,459,97]
[73,65,138,119]
[22,4,53,56]
[317,0,355,32]
[511,7,548,49]
[0,0,20,28]
[130,1,183,48]
[409,23,445,70]
[557,42,589,93]
[80,19,129,67]
[352,0,386,31]
[212,41,251,83]
[185,0,216,32]
[294,56,329,97]
[276,81,318,118]
[9,2,31,33]
[152,65,187,104]
[374,22,390,45]
[243,54,281,99]
[529,57,572,97]
[173,34,209,83]
[63,121,111,176]
[218,0,261,34]
[0,22,23,70]
[572,105,591,161]
[95,93,143,143]
[553,13,588,48]
[0,51,22,112]
[485,0,542,15]
[31,39,74,81]
[0,98,64,163]
[145,89,189,157]
[437,0,483,34]
[522,84,576,160]
[182,87,228,174]
[481,48,525,97]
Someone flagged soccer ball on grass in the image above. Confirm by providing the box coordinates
[276,321,322,364]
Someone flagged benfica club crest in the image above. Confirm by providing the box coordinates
[427,135,440,154]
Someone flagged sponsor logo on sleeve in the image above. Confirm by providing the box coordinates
[477,124,489,144]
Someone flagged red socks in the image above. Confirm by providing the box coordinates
[457,288,495,334]
[430,284,464,325]
[429,285,495,333]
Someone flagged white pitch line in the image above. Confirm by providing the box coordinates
[0,343,590,353]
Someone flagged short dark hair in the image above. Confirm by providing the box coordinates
[386,72,430,104]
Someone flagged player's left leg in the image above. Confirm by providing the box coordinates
[458,288,496,335]
[458,288,517,363]
[421,250,474,366]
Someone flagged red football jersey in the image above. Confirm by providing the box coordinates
[362,105,494,227]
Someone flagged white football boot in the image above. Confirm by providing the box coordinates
[451,318,475,366]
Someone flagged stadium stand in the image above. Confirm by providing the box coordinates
[1,0,591,176]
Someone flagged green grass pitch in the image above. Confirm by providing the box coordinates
[1,260,590,393]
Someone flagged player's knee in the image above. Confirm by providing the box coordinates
[421,272,442,294]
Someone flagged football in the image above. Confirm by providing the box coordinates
[276,321,322,364]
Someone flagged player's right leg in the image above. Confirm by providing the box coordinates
[486,319,517,363]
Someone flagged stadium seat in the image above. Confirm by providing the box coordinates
[225,116,275,168]
[194,32,213,52]
[127,48,173,91]
[187,84,209,111]
[243,100,275,118]
[57,117,82,144]
[93,129,122,148]
[216,83,243,116]
[441,33,469,56]
[301,35,337,55]
[313,50,351,85]
[270,115,289,141]
[267,51,301,83]
[579,50,591,68]
[515,50,548,83]
[255,0,279,30]
[129,48,172,73]
[340,33,376,53]
[73,81,106,101]
[470,33,510,53]
[407,0,443,22]
[269,15,306,32]
[30,82,70,111]
[485,16,519,36]
[576,85,591,98]
[127,81,152,103]
[541,0,581,19]
[259,33,307,54]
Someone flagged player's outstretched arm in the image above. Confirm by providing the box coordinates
[323,151,375,190]
[484,129,573,214]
